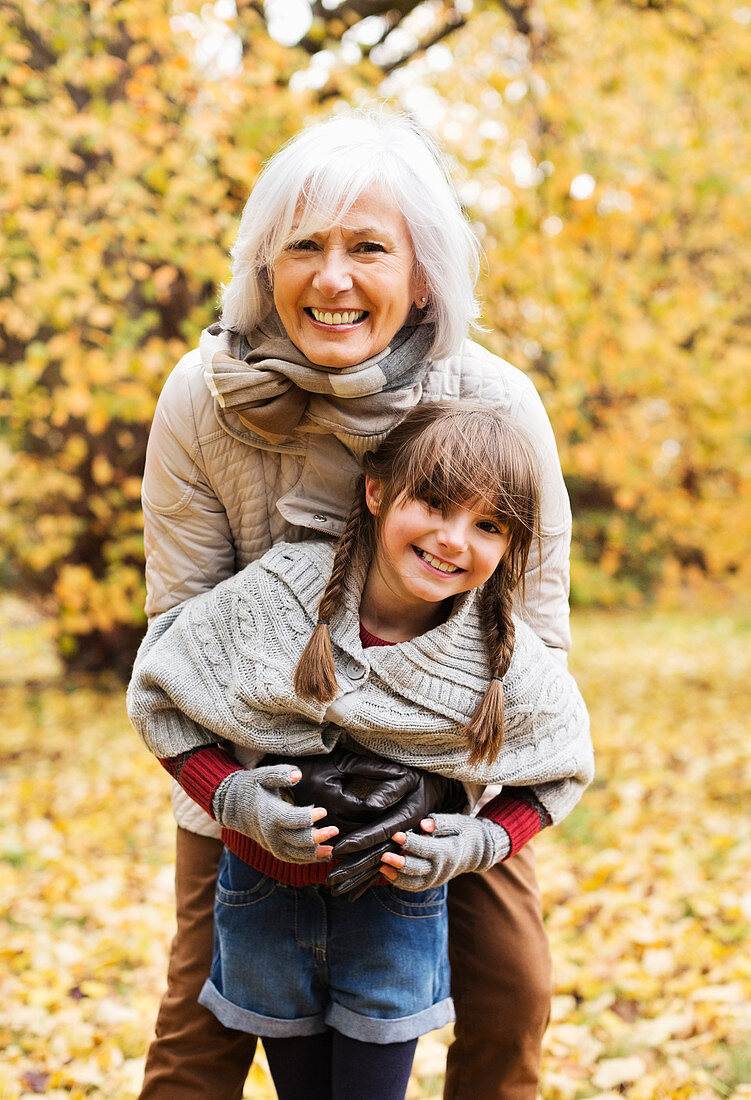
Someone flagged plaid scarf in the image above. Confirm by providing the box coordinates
[200,313,434,450]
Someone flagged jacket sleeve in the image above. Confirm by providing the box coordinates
[142,355,236,618]
[509,371,572,659]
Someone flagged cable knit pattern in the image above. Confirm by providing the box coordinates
[128,541,593,826]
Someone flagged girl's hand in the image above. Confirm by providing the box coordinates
[379,821,431,881]
[212,764,338,864]
[378,814,512,891]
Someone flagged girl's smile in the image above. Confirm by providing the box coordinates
[359,480,510,640]
[411,546,463,575]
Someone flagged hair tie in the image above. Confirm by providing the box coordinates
[491,675,503,682]
[317,619,329,626]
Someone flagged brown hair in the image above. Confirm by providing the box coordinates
[294,401,541,766]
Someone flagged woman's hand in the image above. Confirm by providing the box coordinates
[325,771,467,897]
[266,747,421,840]
[378,814,512,891]
[330,769,466,856]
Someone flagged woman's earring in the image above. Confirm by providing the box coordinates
[419,296,428,307]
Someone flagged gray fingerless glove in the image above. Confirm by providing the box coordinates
[388,813,511,892]
[211,764,319,864]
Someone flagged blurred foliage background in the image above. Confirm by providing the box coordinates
[2,8,750,1097]
[1,0,749,671]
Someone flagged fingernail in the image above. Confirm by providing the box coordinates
[290,770,301,782]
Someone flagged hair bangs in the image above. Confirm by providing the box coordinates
[276,156,416,258]
[400,412,537,532]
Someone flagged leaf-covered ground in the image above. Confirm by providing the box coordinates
[1,605,750,1099]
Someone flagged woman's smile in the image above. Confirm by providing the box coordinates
[305,308,368,327]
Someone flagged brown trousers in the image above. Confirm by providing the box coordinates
[140,828,552,1100]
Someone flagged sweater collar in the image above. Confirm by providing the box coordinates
[264,540,490,719]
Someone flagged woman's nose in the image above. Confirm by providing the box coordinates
[312,250,353,297]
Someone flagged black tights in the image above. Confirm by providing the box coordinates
[263,1030,418,1100]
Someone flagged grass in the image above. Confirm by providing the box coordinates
[0,605,749,1098]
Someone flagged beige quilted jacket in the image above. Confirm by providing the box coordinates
[141,337,573,836]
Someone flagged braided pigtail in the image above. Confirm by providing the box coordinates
[464,563,516,766]
[294,477,372,703]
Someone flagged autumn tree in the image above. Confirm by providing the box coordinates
[410,0,751,605]
[2,0,748,673]
[0,0,308,670]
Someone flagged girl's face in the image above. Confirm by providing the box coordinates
[364,479,510,617]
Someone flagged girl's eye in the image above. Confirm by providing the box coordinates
[423,496,443,512]
[477,519,507,535]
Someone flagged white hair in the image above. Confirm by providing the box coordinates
[220,110,481,361]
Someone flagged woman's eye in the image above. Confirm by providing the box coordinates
[288,239,318,252]
[355,241,386,254]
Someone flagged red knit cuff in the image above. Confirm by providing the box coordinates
[159,745,243,818]
[221,830,333,886]
[478,790,551,858]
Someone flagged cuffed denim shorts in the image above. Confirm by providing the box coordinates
[198,848,455,1044]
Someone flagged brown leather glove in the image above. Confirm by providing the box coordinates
[326,770,467,897]
[262,745,421,839]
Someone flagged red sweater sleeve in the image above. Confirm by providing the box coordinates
[158,744,243,818]
[158,746,332,887]
[478,787,552,859]
[159,747,552,864]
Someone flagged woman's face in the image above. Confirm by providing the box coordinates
[272,191,427,369]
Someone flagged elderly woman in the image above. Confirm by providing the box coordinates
[139,112,571,1100]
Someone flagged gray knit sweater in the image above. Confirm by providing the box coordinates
[127,541,593,824]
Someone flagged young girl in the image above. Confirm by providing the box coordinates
[128,402,592,1100]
